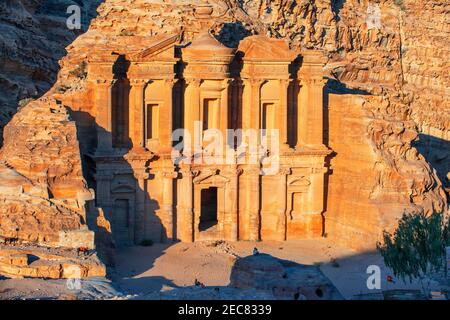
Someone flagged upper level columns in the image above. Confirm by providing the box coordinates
[129,79,147,151]
[160,79,177,153]
[297,50,327,150]
[278,79,290,150]
[242,78,262,150]
[87,51,119,155]
[93,79,116,154]
[184,78,202,155]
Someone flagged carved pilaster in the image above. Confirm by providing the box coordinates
[94,79,117,154]
[129,79,148,151]
[184,79,202,155]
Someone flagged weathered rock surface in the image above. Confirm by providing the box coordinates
[230,254,343,300]
[326,93,447,249]
[0,0,101,145]
[0,97,95,250]
[0,0,447,267]
[0,244,105,279]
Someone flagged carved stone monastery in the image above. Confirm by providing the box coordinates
[86,17,329,246]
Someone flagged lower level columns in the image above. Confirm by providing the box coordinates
[133,170,149,244]
[245,166,261,241]
[177,167,196,242]
[277,168,290,241]
[160,169,177,242]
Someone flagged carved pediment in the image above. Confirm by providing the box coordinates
[111,184,136,194]
[238,35,298,62]
[130,34,179,62]
[288,176,311,187]
[193,169,230,185]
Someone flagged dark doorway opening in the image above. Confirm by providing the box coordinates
[113,199,130,246]
[199,187,218,232]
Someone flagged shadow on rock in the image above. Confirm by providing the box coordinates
[230,253,343,300]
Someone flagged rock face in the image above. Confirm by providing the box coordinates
[326,93,447,249]
[230,254,343,300]
[0,0,448,270]
[0,0,102,145]
[0,96,96,251]
[0,244,105,279]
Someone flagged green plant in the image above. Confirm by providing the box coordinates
[377,211,450,283]
[140,239,154,247]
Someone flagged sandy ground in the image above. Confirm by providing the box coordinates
[110,239,448,299]
[1,239,448,300]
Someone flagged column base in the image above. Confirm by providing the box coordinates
[287,214,323,240]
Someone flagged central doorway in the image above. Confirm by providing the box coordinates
[199,187,218,232]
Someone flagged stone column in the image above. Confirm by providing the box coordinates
[161,169,177,242]
[184,79,201,155]
[94,172,114,212]
[94,80,116,154]
[297,51,327,149]
[133,169,148,245]
[130,79,147,150]
[160,79,176,153]
[277,168,290,241]
[177,167,196,242]
[220,79,231,154]
[224,167,241,241]
[278,79,290,150]
[242,79,261,130]
[306,167,326,215]
[305,78,326,147]
[245,166,261,241]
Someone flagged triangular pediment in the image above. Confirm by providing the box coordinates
[288,176,311,187]
[111,184,135,194]
[193,170,230,185]
[131,34,179,62]
[238,35,297,62]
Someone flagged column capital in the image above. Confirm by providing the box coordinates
[185,78,202,87]
[180,168,201,178]
[133,170,150,180]
[279,78,292,86]
[245,78,263,88]
[311,167,328,174]
[164,78,178,87]
[159,170,179,179]
[300,77,327,87]
[130,79,148,87]
[221,78,233,89]
[92,79,117,86]
[277,167,292,176]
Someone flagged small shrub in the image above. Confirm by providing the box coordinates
[377,211,450,283]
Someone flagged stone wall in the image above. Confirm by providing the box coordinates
[0,96,95,249]
[326,93,446,250]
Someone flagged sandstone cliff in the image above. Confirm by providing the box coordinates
[0,96,95,248]
[0,0,102,145]
[0,0,448,256]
